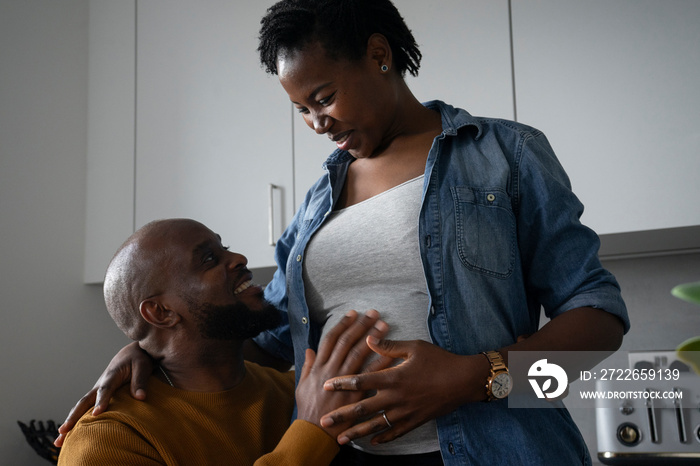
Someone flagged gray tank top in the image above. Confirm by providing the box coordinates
[303,175,440,455]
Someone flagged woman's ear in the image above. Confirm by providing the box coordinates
[366,33,392,72]
[140,297,181,329]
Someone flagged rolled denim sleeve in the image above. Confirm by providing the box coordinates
[515,131,630,332]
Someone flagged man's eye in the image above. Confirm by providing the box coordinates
[203,253,216,263]
[296,106,309,114]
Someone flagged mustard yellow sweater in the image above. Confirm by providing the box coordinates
[58,362,339,465]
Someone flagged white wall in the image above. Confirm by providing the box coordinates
[1,1,698,464]
[0,1,129,464]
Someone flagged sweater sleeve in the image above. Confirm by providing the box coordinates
[57,418,164,466]
[254,420,339,466]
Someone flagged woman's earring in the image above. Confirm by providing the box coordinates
[380,64,389,73]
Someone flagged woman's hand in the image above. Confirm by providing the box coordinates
[319,337,489,446]
[295,310,394,440]
[320,308,624,446]
[54,341,153,447]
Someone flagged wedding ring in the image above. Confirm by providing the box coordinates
[382,412,392,428]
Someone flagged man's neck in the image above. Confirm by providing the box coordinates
[158,343,247,392]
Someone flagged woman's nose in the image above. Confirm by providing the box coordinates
[311,111,331,134]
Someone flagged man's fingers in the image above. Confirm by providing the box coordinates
[300,348,316,380]
[326,310,380,367]
[317,310,382,368]
[314,310,358,363]
[362,352,395,374]
[324,337,410,391]
[334,316,388,373]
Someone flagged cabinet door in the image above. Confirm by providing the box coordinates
[293,0,515,206]
[512,0,700,238]
[136,0,294,268]
[84,0,136,283]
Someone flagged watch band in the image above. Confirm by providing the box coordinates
[483,350,507,372]
[482,350,510,401]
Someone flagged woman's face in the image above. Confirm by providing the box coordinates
[276,40,398,159]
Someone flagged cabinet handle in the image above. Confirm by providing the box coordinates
[268,183,281,246]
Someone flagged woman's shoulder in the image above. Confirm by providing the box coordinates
[426,99,545,139]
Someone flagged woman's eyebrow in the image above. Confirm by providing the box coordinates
[291,82,333,105]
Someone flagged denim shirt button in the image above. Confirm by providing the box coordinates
[487,193,495,202]
[448,443,456,455]
[301,317,308,325]
[296,255,302,262]
[425,235,431,247]
[430,305,436,316]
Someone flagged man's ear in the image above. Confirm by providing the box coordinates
[139,297,181,329]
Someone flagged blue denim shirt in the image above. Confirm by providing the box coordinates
[255,101,629,465]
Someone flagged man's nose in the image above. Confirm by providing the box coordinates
[226,251,248,270]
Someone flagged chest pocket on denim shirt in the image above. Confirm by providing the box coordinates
[451,186,515,279]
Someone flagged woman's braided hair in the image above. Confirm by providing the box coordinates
[258,0,421,77]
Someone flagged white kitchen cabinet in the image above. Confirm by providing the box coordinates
[135,1,293,269]
[84,1,295,283]
[400,0,514,119]
[83,0,136,283]
[511,0,700,255]
[292,0,516,205]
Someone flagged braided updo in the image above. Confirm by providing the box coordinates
[258,0,422,77]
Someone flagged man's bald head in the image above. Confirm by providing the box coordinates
[103,219,196,341]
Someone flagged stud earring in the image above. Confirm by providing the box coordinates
[380,64,389,73]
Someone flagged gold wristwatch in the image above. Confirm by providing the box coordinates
[482,351,512,401]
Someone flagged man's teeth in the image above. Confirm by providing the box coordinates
[234,280,254,295]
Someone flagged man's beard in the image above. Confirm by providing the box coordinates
[190,298,281,341]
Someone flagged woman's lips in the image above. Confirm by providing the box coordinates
[332,131,353,151]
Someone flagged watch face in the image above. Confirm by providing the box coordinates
[492,372,512,399]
